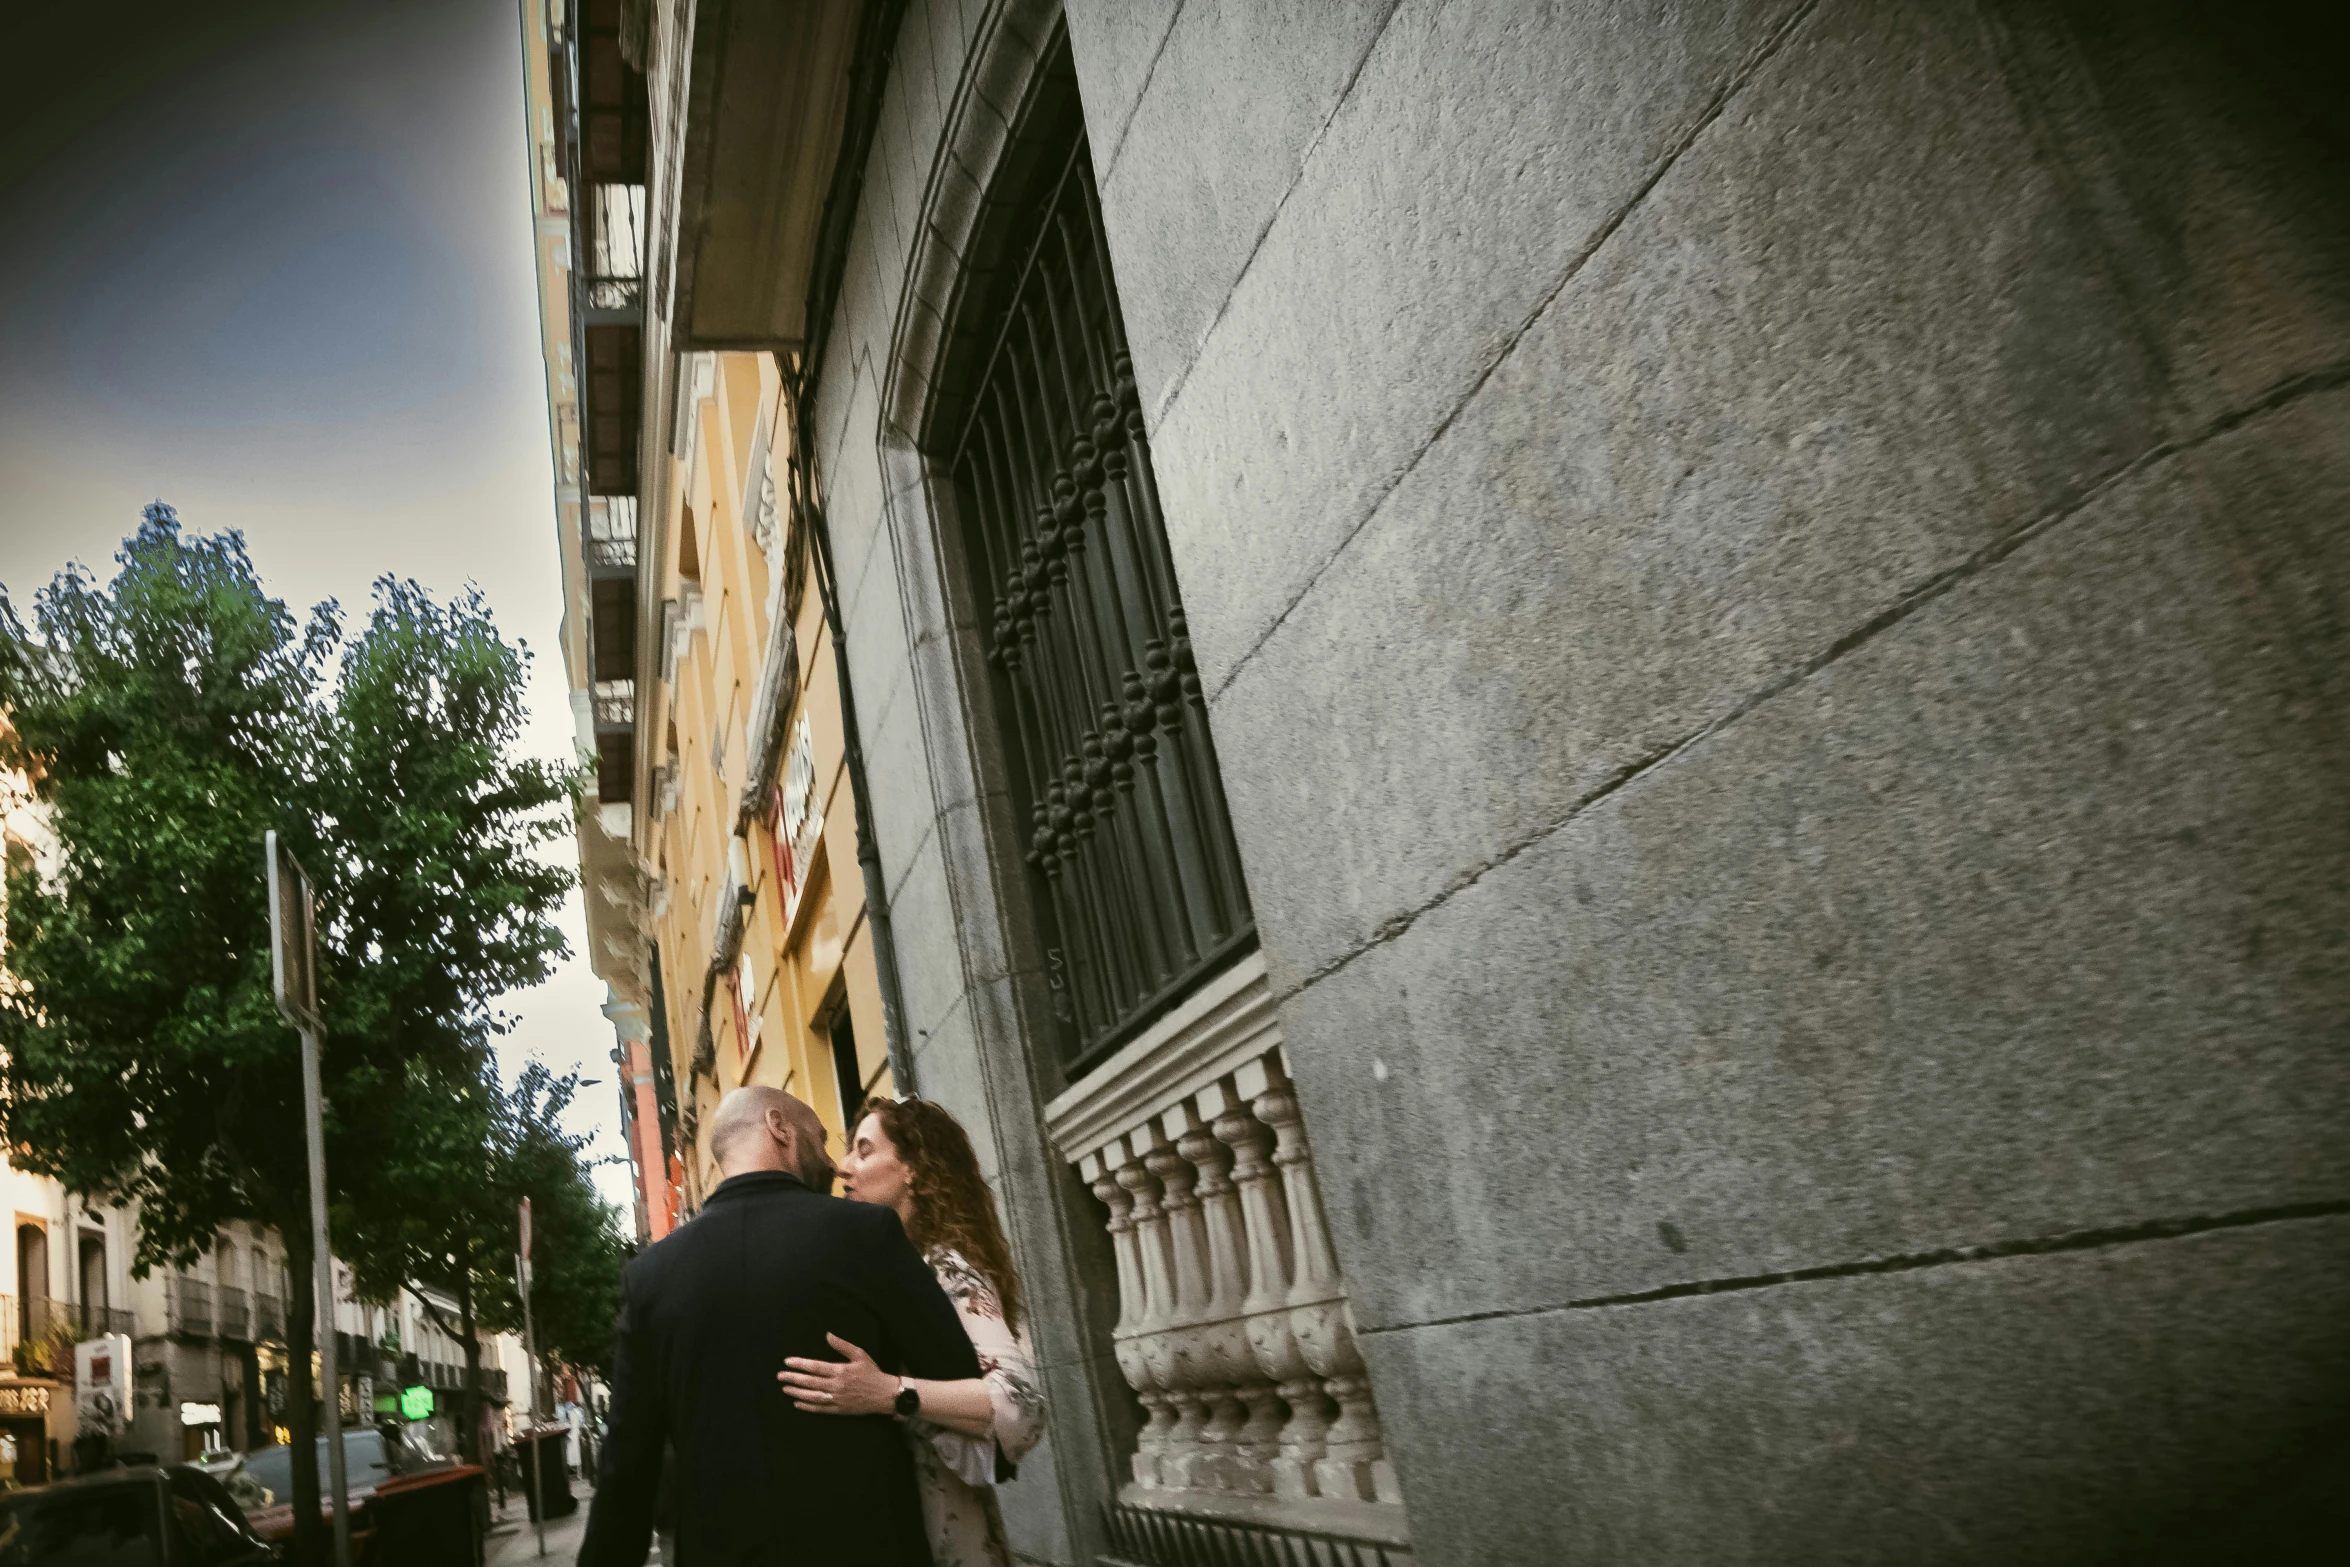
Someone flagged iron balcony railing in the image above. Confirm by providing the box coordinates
[4,1296,136,1375]
[594,679,637,731]
[947,120,1255,1076]
[583,182,647,316]
[172,1276,213,1338]
[252,1292,286,1342]
[585,495,639,574]
[215,1284,250,1341]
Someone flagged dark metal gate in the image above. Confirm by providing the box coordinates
[946,128,1255,1077]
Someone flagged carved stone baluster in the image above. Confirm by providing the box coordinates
[1168,1100,1259,1492]
[1116,1135,1184,1488]
[1251,1056,1392,1503]
[1189,1079,1282,1495]
[1148,1128,1210,1323]
[1146,1126,1222,1488]
[1172,1103,1248,1325]
[1223,1061,1322,1496]
[1086,1146,1163,1487]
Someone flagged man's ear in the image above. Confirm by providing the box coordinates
[766,1105,794,1150]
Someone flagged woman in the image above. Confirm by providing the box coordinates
[780,1097,1046,1567]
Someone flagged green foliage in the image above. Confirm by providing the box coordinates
[0,506,619,1343]
[496,1062,629,1373]
[0,507,336,1261]
[342,1058,629,1377]
[314,579,582,1308]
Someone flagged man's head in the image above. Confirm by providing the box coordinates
[708,1087,835,1190]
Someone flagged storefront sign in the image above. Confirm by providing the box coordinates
[179,1403,222,1428]
[769,716,824,928]
[399,1385,434,1420]
[74,1336,132,1435]
[0,1384,50,1416]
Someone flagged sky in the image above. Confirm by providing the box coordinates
[0,1,635,1214]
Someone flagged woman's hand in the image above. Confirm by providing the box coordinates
[780,1332,900,1416]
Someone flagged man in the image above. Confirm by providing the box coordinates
[579,1088,981,1566]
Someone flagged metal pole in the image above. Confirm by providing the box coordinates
[520,1252,545,1558]
[301,1025,353,1567]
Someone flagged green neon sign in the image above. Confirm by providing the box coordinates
[399,1385,434,1420]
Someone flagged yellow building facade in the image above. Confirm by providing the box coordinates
[643,351,893,1207]
[518,0,889,1222]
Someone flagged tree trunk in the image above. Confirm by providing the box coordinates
[284,1231,325,1567]
[457,1252,482,1467]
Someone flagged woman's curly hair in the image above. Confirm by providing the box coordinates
[855,1096,1027,1331]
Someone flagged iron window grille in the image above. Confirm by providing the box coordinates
[945,120,1255,1077]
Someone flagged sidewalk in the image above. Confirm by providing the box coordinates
[483,1482,590,1567]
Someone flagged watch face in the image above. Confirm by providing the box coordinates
[895,1385,920,1417]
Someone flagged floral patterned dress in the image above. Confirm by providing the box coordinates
[905,1248,1048,1567]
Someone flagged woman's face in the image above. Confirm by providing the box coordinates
[839,1113,914,1221]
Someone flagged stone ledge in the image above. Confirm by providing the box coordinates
[1040,949,1279,1164]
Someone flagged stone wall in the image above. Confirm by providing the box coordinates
[809,0,2348,1561]
[1067,0,2350,1562]
[800,3,1130,1561]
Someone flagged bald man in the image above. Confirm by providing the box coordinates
[579,1088,981,1567]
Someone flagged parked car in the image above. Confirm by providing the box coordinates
[0,1464,273,1565]
[223,1426,481,1565]
[219,1426,440,1518]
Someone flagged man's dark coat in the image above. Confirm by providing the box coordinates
[577,1170,982,1566]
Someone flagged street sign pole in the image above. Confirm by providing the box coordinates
[268,831,351,1567]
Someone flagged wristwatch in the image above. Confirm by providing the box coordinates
[894,1378,921,1418]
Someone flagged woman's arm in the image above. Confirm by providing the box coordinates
[779,1333,996,1440]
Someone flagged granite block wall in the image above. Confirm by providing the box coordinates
[1068,0,2350,1560]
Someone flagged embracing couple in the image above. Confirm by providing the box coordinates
[578,1088,1046,1567]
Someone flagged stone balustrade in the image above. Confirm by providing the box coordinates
[1045,952,1402,1513]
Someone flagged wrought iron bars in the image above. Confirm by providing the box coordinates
[1103,1503,1409,1567]
[949,134,1254,1075]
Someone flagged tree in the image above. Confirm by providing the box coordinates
[344,1058,627,1458]
[495,1061,628,1375]
[314,579,575,1458]
[0,507,344,1552]
[0,513,578,1561]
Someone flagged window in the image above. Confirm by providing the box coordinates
[942,72,1255,1075]
[731,952,759,1065]
[828,1004,863,1131]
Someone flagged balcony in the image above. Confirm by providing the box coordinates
[3,1296,135,1376]
[594,679,637,733]
[582,183,646,325]
[584,495,638,577]
[252,1292,286,1342]
[171,1276,213,1339]
[575,182,646,498]
[1044,952,1410,1562]
[215,1284,250,1342]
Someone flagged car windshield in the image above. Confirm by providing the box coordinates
[227,1428,394,1509]
[0,1483,166,1566]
